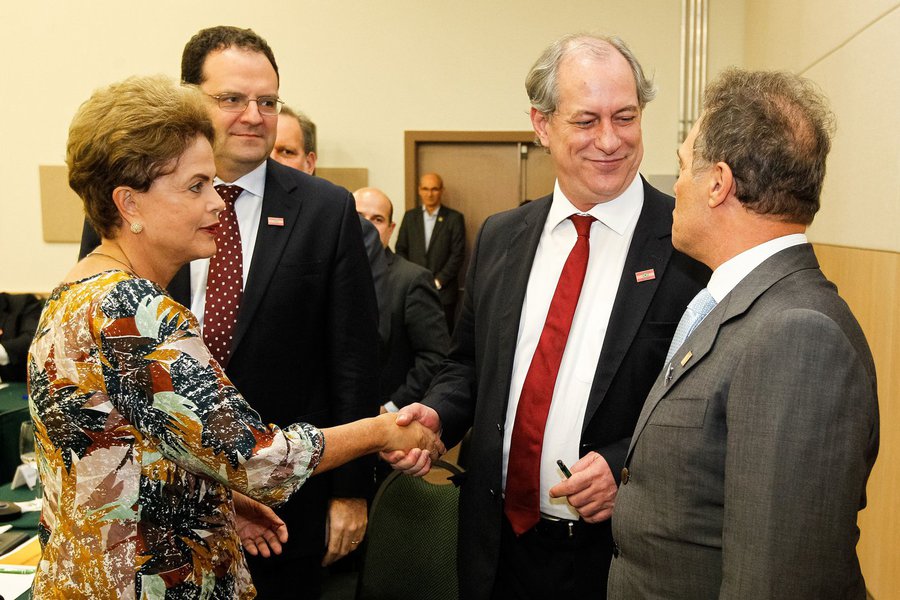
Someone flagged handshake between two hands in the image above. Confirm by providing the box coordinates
[380,402,445,476]
[382,402,618,525]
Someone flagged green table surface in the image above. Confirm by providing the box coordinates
[0,483,39,533]
[0,383,30,484]
[0,481,38,600]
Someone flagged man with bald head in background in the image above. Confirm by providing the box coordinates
[395,172,466,331]
[353,187,448,413]
[79,26,380,599]
[384,34,708,598]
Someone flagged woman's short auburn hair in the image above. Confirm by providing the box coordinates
[67,75,215,238]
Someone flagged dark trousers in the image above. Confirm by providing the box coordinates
[491,515,613,600]
[443,301,457,334]
[247,550,322,599]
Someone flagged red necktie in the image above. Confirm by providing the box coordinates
[204,184,244,367]
[504,214,596,535]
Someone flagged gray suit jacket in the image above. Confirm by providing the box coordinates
[608,243,879,600]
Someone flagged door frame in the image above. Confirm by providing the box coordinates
[404,131,537,210]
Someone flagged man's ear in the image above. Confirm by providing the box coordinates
[305,151,317,175]
[708,161,735,208]
[530,108,551,149]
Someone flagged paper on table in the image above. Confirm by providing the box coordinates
[11,464,38,490]
[0,535,40,566]
[0,570,34,599]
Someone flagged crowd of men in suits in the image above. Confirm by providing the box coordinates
[70,23,877,600]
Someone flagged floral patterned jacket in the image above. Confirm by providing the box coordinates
[27,271,324,599]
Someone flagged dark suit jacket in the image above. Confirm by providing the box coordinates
[0,293,43,382]
[79,200,387,322]
[609,244,878,599]
[79,159,381,559]
[395,205,466,306]
[423,179,710,599]
[379,249,449,408]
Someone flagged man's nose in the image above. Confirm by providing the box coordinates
[594,123,621,153]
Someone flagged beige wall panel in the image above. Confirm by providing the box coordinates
[745,0,899,71]
[3,0,715,292]
[804,9,900,253]
[814,244,900,600]
[39,166,84,243]
[316,168,368,194]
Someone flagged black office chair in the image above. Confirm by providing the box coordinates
[355,460,463,600]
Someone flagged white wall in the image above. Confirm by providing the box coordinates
[2,0,727,292]
[744,1,900,253]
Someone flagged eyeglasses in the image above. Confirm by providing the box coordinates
[206,93,283,116]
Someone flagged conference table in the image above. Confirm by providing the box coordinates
[0,483,39,600]
[0,383,30,484]
[0,383,35,600]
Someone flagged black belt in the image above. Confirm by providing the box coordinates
[531,517,581,540]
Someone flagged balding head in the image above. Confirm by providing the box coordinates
[354,187,395,247]
[417,173,444,213]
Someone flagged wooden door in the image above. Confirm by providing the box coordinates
[404,131,557,293]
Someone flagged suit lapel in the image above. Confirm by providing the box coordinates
[231,160,305,353]
[410,208,427,258]
[582,180,675,430]
[495,197,552,402]
[425,206,444,259]
[625,244,821,458]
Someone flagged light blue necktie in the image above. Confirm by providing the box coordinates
[665,288,717,364]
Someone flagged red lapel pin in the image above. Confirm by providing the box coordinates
[267,216,284,227]
[635,269,655,282]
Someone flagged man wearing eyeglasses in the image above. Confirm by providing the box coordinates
[79,25,380,599]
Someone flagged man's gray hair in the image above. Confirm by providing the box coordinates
[694,68,835,226]
[525,33,657,115]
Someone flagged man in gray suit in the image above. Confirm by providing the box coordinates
[608,68,879,599]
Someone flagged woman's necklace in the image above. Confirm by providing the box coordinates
[87,249,136,275]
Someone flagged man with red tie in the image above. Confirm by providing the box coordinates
[385,34,708,599]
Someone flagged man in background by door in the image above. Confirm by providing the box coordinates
[395,173,466,331]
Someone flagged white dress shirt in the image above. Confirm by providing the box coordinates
[0,344,9,382]
[503,176,644,520]
[707,234,808,302]
[423,205,439,251]
[190,162,267,328]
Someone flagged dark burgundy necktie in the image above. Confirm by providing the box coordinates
[204,184,244,367]
[504,214,596,535]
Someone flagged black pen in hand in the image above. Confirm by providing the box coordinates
[556,459,572,479]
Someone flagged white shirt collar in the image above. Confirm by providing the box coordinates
[215,160,267,198]
[707,233,808,302]
[547,175,643,235]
